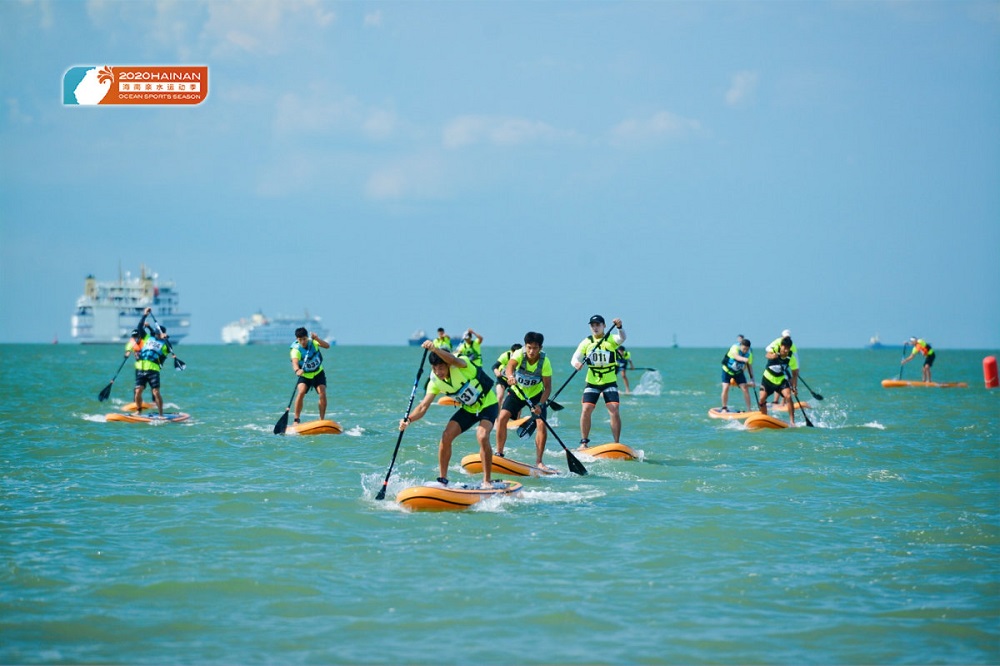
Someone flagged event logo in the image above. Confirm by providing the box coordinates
[63,65,209,106]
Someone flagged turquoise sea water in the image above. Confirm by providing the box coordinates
[2,344,998,664]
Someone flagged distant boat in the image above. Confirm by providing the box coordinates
[221,310,334,345]
[867,333,885,350]
[408,329,430,346]
[71,265,191,344]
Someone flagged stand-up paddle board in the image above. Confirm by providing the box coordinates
[285,419,343,435]
[744,413,789,430]
[106,412,190,424]
[121,401,155,412]
[767,401,809,412]
[880,379,968,388]
[576,443,637,460]
[460,453,558,477]
[708,408,753,420]
[437,396,461,407]
[396,480,523,511]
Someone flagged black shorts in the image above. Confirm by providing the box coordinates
[297,370,327,391]
[450,403,499,433]
[582,382,620,405]
[722,369,748,385]
[924,353,936,368]
[501,390,548,420]
[135,370,161,389]
[760,377,789,396]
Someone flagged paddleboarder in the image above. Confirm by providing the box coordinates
[496,332,554,470]
[768,329,799,406]
[399,340,497,488]
[571,314,626,446]
[901,336,936,382]
[454,327,485,367]
[492,343,523,408]
[758,336,796,425]
[432,327,452,351]
[289,327,331,424]
[720,338,754,412]
[125,307,172,417]
[616,346,635,394]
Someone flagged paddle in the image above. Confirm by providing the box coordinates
[632,367,658,372]
[796,375,823,401]
[547,323,619,406]
[898,343,909,380]
[792,386,814,427]
[508,383,587,476]
[97,354,131,402]
[148,312,186,370]
[375,348,430,500]
[272,384,300,435]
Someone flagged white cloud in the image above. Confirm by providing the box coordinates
[442,115,568,149]
[365,155,444,201]
[273,88,396,141]
[609,111,703,147]
[726,70,759,107]
[364,10,383,27]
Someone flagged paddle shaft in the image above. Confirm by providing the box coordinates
[272,384,300,435]
[797,375,823,400]
[793,386,814,427]
[98,354,131,401]
[898,343,909,380]
[375,348,430,500]
[548,323,619,405]
[507,382,587,476]
[148,312,186,369]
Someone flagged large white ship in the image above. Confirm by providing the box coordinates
[71,266,191,344]
[221,311,334,345]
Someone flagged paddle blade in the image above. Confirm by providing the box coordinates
[812,391,823,401]
[98,382,113,402]
[517,419,537,438]
[174,357,186,371]
[375,484,388,501]
[547,400,564,412]
[273,410,290,435]
[566,450,588,476]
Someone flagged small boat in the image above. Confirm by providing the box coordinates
[285,419,343,435]
[460,453,558,477]
[408,329,430,346]
[576,442,638,460]
[396,480,523,511]
[866,333,885,350]
[744,413,789,430]
[881,379,968,389]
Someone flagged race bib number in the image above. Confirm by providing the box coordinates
[588,349,613,366]
[454,381,482,406]
[302,353,321,372]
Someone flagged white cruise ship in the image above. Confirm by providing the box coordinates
[71,266,191,344]
[221,311,334,345]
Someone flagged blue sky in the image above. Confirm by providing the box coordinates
[2,0,998,349]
